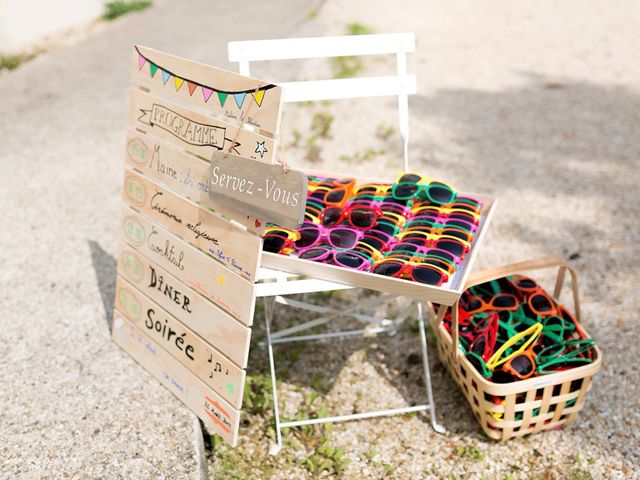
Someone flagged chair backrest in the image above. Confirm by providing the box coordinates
[228,33,416,171]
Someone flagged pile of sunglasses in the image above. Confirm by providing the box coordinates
[262,172,484,286]
[441,275,596,383]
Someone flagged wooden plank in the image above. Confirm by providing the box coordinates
[119,208,256,324]
[209,151,307,229]
[112,309,240,446]
[259,192,497,306]
[128,89,276,163]
[115,277,246,408]
[122,168,262,282]
[124,130,268,235]
[116,244,253,356]
[133,45,282,136]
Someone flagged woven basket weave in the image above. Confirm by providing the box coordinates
[429,256,602,441]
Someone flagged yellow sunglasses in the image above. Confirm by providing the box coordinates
[411,205,481,220]
[486,323,543,371]
[394,172,430,184]
[397,230,471,245]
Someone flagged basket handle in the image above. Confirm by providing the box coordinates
[437,255,581,359]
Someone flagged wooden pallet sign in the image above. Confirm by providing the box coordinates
[122,168,262,282]
[129,89,277,164]
[113,310,240,445]
[114,45,289,447]
[132,45,282,137]
[124,129,270,235]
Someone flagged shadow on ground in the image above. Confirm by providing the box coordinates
[88,240,116,333]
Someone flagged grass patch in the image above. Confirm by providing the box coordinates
[567,469,593,480]
[347,23,374,35]
[455,444,485,461]
[339,147,386,163]
[243,374,273,415]
[331,56,364,78]
[311,111,334,139]
[376,123,396,141]
[299,439,349,475]
[103,0,152,20]
[0,54,23,71]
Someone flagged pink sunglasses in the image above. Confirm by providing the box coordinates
[387,242,462,264]
[297,247,372,271]
[294,224,363,250]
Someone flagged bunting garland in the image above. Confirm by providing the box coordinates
[135,46,275,109]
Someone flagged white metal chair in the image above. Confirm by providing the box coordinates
[228,33,445,455]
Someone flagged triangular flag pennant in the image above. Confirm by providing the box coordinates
[137,54,146,70]
[175,77,184,91]
[161,70,170,84]
[187,81,197,96]
[217,92,228,107]
[202,87,214,103]
[149,63,158,78]
[234,93,246,109]
[252,89,266,107]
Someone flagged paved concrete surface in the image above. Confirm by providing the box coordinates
[2,0,639,479]
[0,1,309,478]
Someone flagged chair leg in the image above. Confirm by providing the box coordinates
[263,297,283,455]
[417,302,446,433]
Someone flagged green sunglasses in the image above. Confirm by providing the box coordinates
[466,351,492,379]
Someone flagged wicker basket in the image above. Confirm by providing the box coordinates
[429,256,602,441]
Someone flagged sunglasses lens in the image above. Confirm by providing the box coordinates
[329,229,358,249]
[471,337,486,356]
[428,250,455,264]
[373,262,403,276]
[540,344,564,359]
[531,294,553,313]
[361,236,384,251]
[511,355,534,376]
[412,266,445,285]
[263,236,285,253]
[428,183,455,204]
[443,229,469,241]
[468,299,483,311]
[399,173,421,183]
[393,243,417,253]
[357,186,376,194]
[335,252,366,269]
[298,248,328,261]
[309,191,326,200]
[394,183,419,199]
[372,221,396,235]
[350,208,376,228]
[448,212,476,223]
[326,189,346,203]
[494,294,517,309]
[366,230,390,242]
[437,239,465,257]
[492,370,516,383]
[322,207,342,226]
[516,278,537,289]
[295,229,319,248]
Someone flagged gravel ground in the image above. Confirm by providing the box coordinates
[2,1,639,479]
